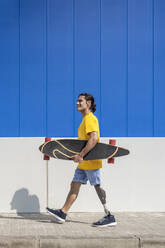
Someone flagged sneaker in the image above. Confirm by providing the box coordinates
[46,207,67,223]
[92,214,117,227]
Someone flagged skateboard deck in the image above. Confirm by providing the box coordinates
[39,139,129,161]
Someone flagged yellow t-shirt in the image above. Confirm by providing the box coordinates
[77,112,102,170]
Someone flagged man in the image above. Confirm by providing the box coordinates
[47,93,117,227]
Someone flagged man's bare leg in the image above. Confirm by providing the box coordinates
[61,181,82,214]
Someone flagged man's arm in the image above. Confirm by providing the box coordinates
[72,132,98,163]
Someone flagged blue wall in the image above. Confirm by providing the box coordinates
[0,0,165,137]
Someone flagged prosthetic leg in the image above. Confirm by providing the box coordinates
[94,184,111,216]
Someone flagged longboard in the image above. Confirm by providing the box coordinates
[39,139,129,161]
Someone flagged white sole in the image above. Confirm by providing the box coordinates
[92,222,117,227]
[47,209,65,223]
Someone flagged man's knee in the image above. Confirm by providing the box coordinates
[70,181,82,194]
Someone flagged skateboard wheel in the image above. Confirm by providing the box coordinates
[108,139,116,164]
[109,139,116,146]
[44,155,50,160]
[108,157,114,164]
[43,137,51,160]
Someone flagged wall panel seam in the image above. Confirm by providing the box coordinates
[152,0,155,137]
[73,0,76,137]
[99,0,102,135]
[19,0,21,137]
[126,0,128,137]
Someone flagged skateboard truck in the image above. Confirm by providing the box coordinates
[108,139,116,164]
[43,137,51,208]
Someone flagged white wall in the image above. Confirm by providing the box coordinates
[0,138,164,213]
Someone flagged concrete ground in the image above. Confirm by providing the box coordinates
[0,212,164,248]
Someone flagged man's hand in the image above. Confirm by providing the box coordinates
[71,154,83,163]
[71,132,98,163]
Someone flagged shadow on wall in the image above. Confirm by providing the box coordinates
[10,188,40,213]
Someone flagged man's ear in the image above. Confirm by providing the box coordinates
[87,100,92,109]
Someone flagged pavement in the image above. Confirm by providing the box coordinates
[0,212,165,248]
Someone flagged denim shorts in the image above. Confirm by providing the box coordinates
[72,168,101,186]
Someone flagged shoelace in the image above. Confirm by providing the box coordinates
[96,215,109,224]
